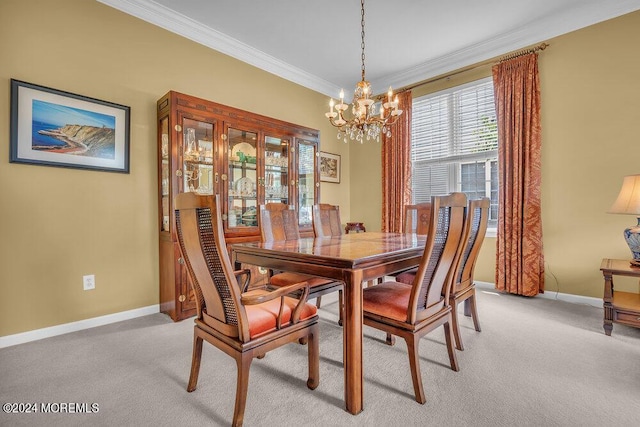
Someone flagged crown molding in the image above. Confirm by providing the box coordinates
[97,0,341,96]
[99,0,640,97]
[373,0,640,91]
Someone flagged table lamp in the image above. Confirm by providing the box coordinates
[608,174,640,267]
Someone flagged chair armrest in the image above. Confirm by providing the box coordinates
[234,268,252,292]
[241,280,309,304]
[241,280,310,326]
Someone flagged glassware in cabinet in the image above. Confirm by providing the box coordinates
[160,117,170,232]
[297,139,319,229]
[181,118,215,194]
[264,135,290,204]
[227,127,258,229]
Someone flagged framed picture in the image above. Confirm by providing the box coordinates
[320,151,340,183]
[10,79,130,173]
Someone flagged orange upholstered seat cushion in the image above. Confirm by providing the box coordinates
[363,281,445,323]
[395,268,417,285]
[269,272,333,288]
[245,293,317,339]
[363,282,413,322]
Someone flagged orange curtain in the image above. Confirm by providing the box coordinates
[382,90,412,233]
[492,53,544,296]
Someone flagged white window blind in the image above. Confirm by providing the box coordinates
[411,77,498,228]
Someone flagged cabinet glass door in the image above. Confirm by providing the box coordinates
[264,135,290,205]
[181,117,215,195]
[227,127,258,229]
[160,117,170,232]
[297,140,318,229]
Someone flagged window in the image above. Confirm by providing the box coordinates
[411,77,498,230]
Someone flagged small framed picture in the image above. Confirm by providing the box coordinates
[10,79,130,173]
[320,151,340,183]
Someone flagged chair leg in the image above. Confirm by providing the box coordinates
[307,324,320,390]
[232,353,252,427]
[466,292,482,332]
[316,295,322,309]
[187,331,203,392]
[404,334,426,404]
[338,290,343,326]
[385,333,396,346]
[451,300,464,351]
[443,318,460,372]
[463,297,472,317]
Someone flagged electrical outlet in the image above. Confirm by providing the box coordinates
[83,274,95,291]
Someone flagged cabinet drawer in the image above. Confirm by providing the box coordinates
[614,310,640,326]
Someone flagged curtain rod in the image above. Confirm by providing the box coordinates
[499,42,549,62]
[398,42,550,93]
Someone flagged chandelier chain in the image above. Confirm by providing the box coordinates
[361,0,366,82]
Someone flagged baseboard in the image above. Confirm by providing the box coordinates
[0,305,160,349]
[0,283,602,349]
[476,281,602,308]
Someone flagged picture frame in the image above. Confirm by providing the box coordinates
[320,151,340,183]
[10,79,130,173]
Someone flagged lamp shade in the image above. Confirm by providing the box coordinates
[608,174,640,215]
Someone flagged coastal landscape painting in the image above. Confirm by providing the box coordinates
[10,79,130,173]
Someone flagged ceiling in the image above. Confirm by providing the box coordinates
[99,0,640,97]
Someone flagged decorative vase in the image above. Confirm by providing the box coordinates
[624,217,640,266]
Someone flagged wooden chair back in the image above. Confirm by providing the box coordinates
[454,197,490,291]
[260,203,300,242]
[176,193,321,426]
[174,192,250,342]
[408,193,467,324]
[404,203,432,235]
[312,204,342,237]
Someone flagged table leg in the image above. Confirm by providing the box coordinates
[342,269,364,415]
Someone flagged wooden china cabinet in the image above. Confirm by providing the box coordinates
[157,91,321,321]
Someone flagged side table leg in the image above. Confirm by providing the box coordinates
[602,270,614,336]
[603,304,613,336]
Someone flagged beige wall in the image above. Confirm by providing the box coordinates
[2,0,639,337]
[360,11,640,297]
[0,0,348,336]
[536,11,640,296]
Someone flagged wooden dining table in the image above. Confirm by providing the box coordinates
[231,231,426,415]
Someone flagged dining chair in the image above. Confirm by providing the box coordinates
[261,203,343,324]
[448,197,490,350]
[311,203,344,322]
[312,203,343,237]
[174,193,319,427]
[383,202,433,345]
[404,202,432,235]
[362,192,467,404]
[396,197,489,351]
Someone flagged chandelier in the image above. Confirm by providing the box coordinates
[325,0,403,143]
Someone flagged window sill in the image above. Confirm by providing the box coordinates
[486,228,497,238]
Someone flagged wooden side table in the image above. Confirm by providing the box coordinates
[345,222,366,234]
[600,258,640,336]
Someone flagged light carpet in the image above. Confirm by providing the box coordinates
[1,290,639,426]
